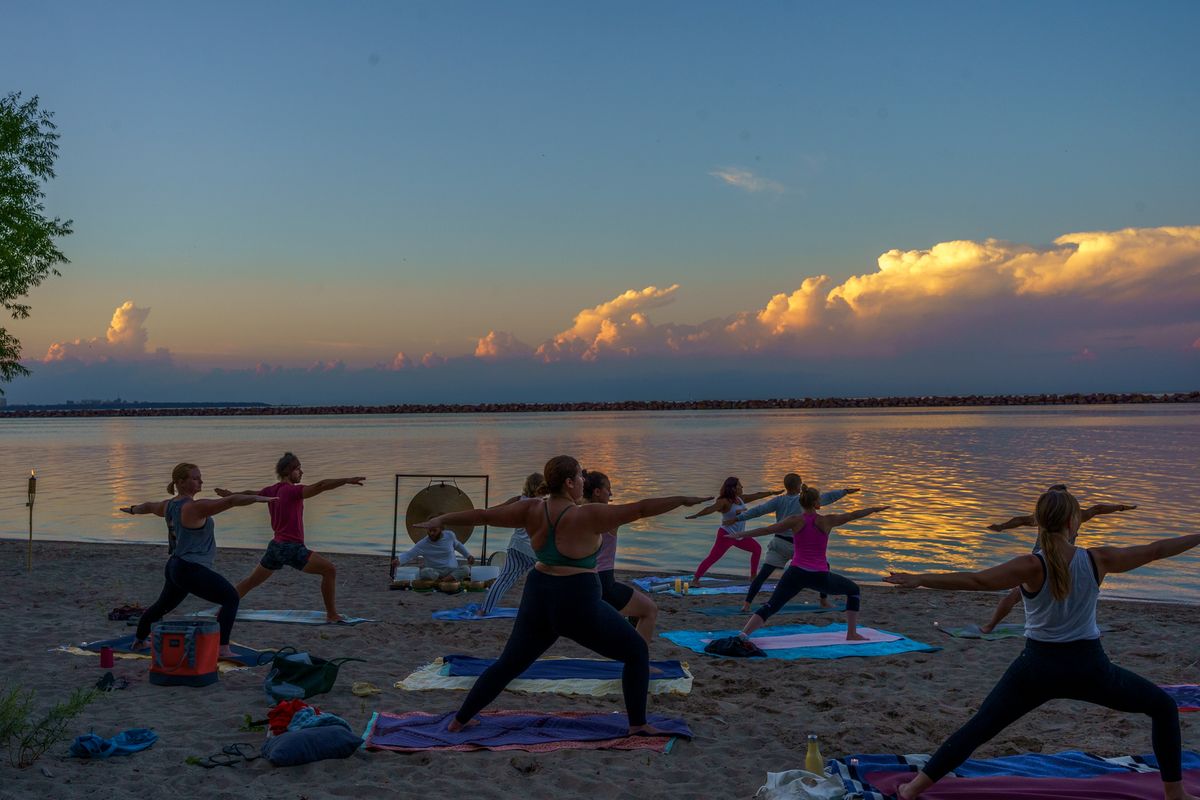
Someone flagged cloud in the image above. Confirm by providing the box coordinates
[535,285,681,362]
[43,301,168,362]
[474,330,533,361]
[709,167,785,194]
[390,352,413,370]
[420,352,447,368]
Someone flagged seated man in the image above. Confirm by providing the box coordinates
[393,527,474,581]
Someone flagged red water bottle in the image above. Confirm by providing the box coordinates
[100,646,114,669]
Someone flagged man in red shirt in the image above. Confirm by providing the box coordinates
[218,452,364,622]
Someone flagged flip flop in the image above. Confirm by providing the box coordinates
[110,729,157,754]
[69,733,118,759]
[222,742,260,762]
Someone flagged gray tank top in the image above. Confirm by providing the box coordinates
[1021,547,1102,642]
[167,497,216,568]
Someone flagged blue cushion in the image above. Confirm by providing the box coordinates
[261,724,361,766]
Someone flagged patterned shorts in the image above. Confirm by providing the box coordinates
[260,540,313,571]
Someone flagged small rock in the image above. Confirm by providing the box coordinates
[40,766,53,778]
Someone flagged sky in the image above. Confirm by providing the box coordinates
[3,0,1199,404]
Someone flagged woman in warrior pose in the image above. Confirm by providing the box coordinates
[687,477,780,582]
[583,469,659,643]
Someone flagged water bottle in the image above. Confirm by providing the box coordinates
[804,733,824,774]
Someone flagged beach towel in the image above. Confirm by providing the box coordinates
[630,575,775,596]
[696,603,845,617]
[363,710,690,753]
[396,656,693,696]
[430,603,518,621]
[1164,684,1200,711]
[660,623,940,660]
[56,635,262,669]
[69,728,158,759]
[826,750,1200,799]
[189,608,374,626]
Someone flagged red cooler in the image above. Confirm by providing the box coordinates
[149,620,219,687]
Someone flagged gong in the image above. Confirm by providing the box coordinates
[404,482,476,543]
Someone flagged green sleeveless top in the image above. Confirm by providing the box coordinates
[533,503,599,569]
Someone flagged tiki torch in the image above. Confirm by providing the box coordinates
[26,470,36,571]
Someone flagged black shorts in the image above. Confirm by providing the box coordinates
[598,570,635,611]
[260,540,312,571]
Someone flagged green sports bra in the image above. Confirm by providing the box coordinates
[534,503,599,569]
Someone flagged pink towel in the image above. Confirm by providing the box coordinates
[703,627,900,650]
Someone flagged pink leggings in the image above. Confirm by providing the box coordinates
[693,528,761,582]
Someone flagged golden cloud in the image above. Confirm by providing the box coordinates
[44,301,162,362]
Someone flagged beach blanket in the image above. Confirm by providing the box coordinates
[827,750,1200,799]
[696,603,845,617]
[396,656,693,696]
[363,710,690,753]
[430,604,518,621]
[660,623,940,660]
[56,634,263,668]
[1164,684,1200,712]
[630,575,776,596]
[189,608,374,626]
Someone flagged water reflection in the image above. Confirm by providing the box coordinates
[1,406,1198,601]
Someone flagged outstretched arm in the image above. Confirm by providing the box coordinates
[685,499,726,520]
[986,513,1035,533]
[417,498,539,532]
[741,489,783,503]
[821,506,889,529]
[734,496,780,523]
[302,477,365,499]
[1080,503,1136,523]
[818,487,859,507]
[585,496,714,529]
[731,514,803,539]
[181,494,275,527]
[214,487,261,498]
[1091,533,1200,579]
[884,553,1043,591]
[120,500,169,518]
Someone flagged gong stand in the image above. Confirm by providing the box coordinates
[392,473,491,574]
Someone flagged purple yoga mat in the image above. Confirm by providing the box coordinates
[365,710,691,752]
[867,768,1200,798]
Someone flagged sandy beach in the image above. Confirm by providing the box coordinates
[1,539,1196,799]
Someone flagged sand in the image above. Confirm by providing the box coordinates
[1,539,1196,799]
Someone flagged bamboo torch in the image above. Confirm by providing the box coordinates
[26,470,36,571]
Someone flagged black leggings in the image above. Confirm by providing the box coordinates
[744,560,829,605]
[136,557,240,645]
[755,565,860,621]
[599,569,635,611]
[923,638,1181,782]
[455,569,650,726]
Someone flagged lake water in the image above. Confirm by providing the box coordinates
[2,405,1198,602]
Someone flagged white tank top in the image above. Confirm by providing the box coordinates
[1022,548,1102,642]
[721,499,747,534]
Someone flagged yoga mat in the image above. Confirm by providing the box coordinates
[1164,684,1200,712]
[661,623,940,660]
[396,656,693,696]
[630,575,772,595]
[934,621,1025,640]
[828,750,1200,800]
[363,710,690,753]
[189,608,374,625]
[431,604,518,621]
[58,634,262,668]
[696,602,845,617]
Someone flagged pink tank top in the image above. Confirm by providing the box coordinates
[790,513,830,571]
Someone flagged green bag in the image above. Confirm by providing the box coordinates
[263,647,365,701]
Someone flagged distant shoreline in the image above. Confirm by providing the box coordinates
[2,390,1197,417]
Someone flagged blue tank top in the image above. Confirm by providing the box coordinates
[167,497,216,569]
[1021,548,1102,642]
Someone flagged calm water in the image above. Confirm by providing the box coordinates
[2,406,1199,602]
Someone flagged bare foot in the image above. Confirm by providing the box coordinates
[446,717,480,733]
[628,723,672,737]
[130,639,150,652]
[897,781,920,799]
[325,613,346,624]
[218,645,236,659]
[740,602,751,613]
[846,632,867,641]
[979,623,995,634]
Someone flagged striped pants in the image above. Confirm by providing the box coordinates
[479,548,537,615]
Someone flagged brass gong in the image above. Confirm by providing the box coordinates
[404,482,476,544]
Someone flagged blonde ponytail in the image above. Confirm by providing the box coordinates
[1035,489,1082,601]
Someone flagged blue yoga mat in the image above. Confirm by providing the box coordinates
[660,623,940,660]
[366,711,691,750]
[443,654,689,680]
[695,603,845,617]
[81,634,262,667]
[431,604,518,621]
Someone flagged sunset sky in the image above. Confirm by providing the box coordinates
[4,1,1199,403]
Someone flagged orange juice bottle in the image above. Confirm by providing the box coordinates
[804,734,824,774]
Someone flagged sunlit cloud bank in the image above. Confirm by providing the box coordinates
[14,225,1200,404]
[709,167,785,194]
[43,301,170,362]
